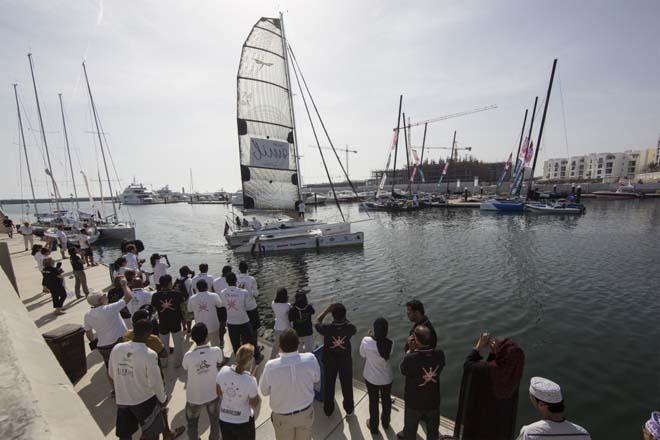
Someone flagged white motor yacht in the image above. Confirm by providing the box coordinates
[119,182,155,205]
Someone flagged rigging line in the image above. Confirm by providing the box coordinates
[17,91,51,179]
[288,45,345,222]
[557,69,571,160]
[287,44,364,204]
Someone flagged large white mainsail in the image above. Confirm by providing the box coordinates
[237,17,300,210]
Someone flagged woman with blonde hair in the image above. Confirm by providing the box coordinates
[216,344,260,439]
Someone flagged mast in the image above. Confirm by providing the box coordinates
[447,130,457,193]
[82,61,118,221]
[58,93,79,210]
[416,122,428,192]
[279,12,303,203]
[403,113,412,194]
[513,108,529,179]
[28,53,61,212]
[526,59,558,199]
[391,95,403,195]
[13,84,39,215]
[513,96,538,195]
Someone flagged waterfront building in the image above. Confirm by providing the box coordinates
[542,148,657,183]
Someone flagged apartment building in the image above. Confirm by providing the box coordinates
[542,148,657,182]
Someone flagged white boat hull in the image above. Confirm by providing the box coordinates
[225,221,346,247]
[98,225,136,241]
[234,230,364,254]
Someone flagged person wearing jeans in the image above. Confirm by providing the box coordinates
[398,326,446,440]
[182,323,223,440]
[359,318,394,434]
[151,275,184,367]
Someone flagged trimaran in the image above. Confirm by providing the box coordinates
[225,14,364,254]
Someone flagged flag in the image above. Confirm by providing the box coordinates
[496,152,513,188]
[519,137,529,161]
[524,141,535,167]
[442,162,449,175]
[410,149,421,183]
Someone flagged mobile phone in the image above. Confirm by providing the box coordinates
[56,262,62,268]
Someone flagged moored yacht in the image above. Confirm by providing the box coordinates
[119,182,155,205]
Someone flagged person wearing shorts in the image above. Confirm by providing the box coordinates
[110,319,168,440]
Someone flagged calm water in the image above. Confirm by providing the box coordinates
[4,199,659,439]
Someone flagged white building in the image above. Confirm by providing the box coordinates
[542,148,656,182]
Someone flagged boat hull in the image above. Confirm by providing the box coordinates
[525,203,585,214]
[225,221,349,247]
[234,231,364,254]
[98,225,136,241]
[593,191,640,199]
[480,199,525,212]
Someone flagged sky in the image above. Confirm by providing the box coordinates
[1,0,659,199]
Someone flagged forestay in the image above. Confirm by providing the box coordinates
[236,17,300,210]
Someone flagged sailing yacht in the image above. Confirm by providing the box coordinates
[225,15,363,254]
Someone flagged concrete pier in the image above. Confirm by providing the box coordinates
[0,234,454,439]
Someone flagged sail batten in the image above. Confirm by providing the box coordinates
[237,17,299,210]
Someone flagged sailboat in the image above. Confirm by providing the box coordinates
[82,61,136,240]
[481,59,558,213]
[227,14,363,254]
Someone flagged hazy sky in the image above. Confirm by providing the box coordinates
[2,0,659,199]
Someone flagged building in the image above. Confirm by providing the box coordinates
[542,148,657,183]
[371,159,506,186]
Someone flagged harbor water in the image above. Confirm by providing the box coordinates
[3,199,659,439]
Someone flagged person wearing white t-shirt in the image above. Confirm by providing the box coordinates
[191,263,215,294]
[84,281,133,386]
[188,279,226,348]
[218,273,253,358]
[108,319,168,440]
[516,377,591,440]
[18,222,33,251]
[212,265,232,294]
[359,317,394,434]
[55,225,68,259]
[183,323,224,440]
[216,344,260,440]
[271,287,291,358]
[237,261,263,362]
[123,244,141,271]
[148,253,170,288]
[260,329,320,440]
[126,277,153,317]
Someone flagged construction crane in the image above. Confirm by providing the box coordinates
[420,145,472,162]
[308,145,358,178]
[393,104,497,131]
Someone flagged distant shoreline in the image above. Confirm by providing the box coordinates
[0,197,118,205]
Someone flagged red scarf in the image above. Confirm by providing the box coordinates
[487,338,525,399]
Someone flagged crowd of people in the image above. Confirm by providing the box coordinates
[4,223,654,439]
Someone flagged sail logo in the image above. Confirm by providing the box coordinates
[250,137,290,170]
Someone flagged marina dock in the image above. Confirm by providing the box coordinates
[0,235,454,439]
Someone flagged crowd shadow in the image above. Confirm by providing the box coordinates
[76,366,116,435]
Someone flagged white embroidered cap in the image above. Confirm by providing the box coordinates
[529,376,563,404]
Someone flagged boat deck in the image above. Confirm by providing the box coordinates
[2,234,454,439]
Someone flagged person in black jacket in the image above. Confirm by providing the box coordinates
[315,302,357,416]
[405,300,437,351]
[399,325,446,440]
[42,257,67,315]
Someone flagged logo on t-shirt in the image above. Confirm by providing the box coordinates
[197,301,209,313]
[419,366,439,387]
[330,336,347,350]
[160,298,175,311]
[196,359,211,374]
[226,298,238,311]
